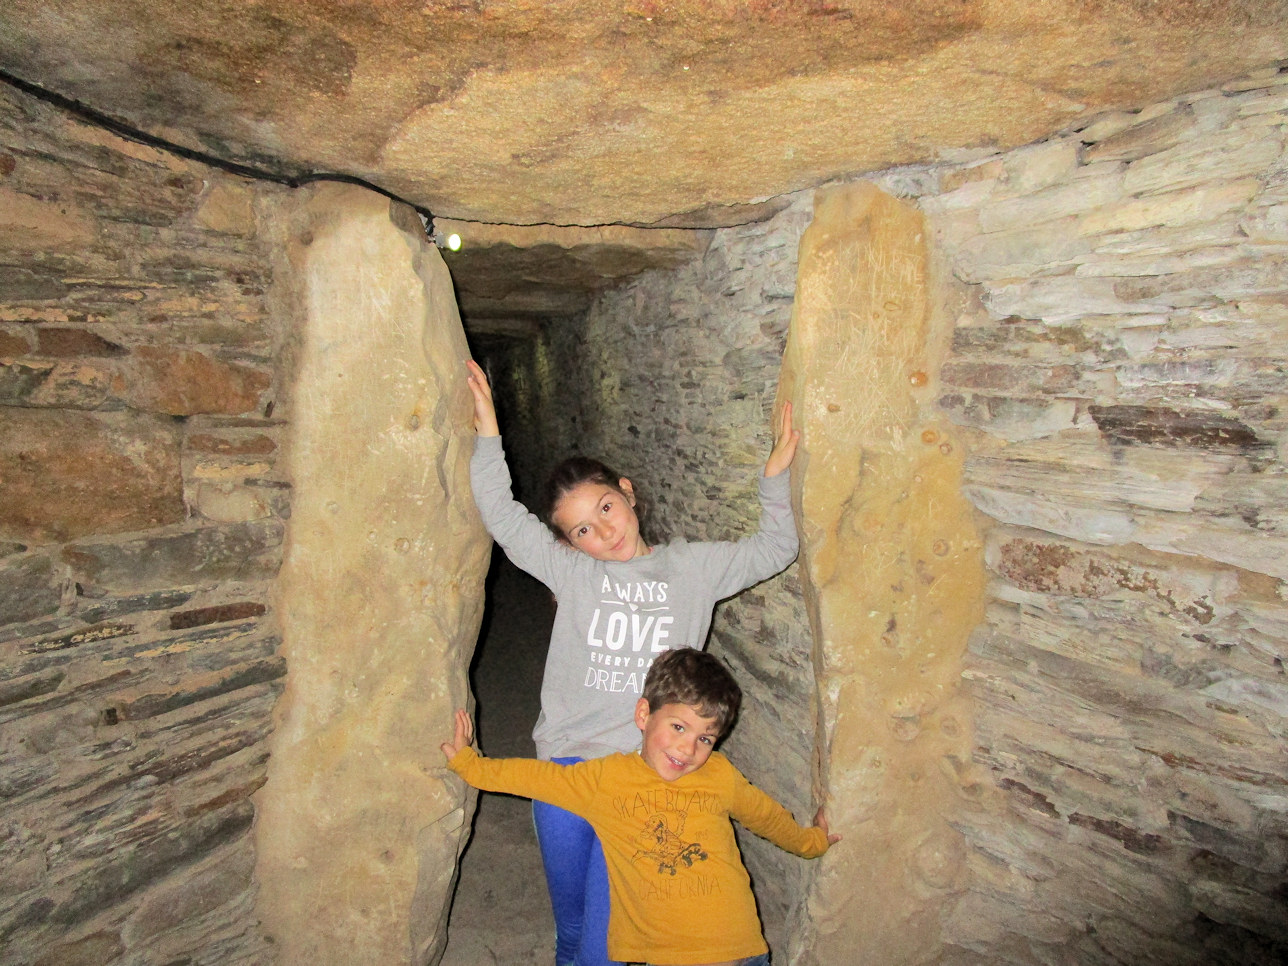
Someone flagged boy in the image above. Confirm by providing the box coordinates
[442,648,839,966]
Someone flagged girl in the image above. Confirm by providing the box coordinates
[465,359,800,966]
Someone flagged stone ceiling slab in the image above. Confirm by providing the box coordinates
[434,219,708,327]
[2,1,1286,227]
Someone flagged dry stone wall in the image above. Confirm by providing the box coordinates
[926,65,1288,966]
[0,83,285,963]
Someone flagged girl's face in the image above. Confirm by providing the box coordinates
[550,478,648,561]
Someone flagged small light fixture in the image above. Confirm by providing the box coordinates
[420,214,462,252]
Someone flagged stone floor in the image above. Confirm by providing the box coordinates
[441,554,558,965]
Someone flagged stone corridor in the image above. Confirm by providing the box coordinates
[2,16,1287,961]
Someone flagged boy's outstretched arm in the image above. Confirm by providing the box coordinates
[814,805,842,846]
[440,708,475,760]
[466,360,500,437]
[764,400,801,478]
[441,713,594,820]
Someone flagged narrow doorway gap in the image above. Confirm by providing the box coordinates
[440,551,557,965]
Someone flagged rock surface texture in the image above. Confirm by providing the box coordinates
[253,185,488,965]
[926,66,1288,966]
[0,82,285,964]
[777,182,987,963]
[1,2,1287,227]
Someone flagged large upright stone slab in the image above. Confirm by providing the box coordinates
[254,184,488,965]
[778,182,987,964]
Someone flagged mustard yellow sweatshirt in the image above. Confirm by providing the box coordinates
[449,747,828,964]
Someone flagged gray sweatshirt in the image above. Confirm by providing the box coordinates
[470,435,799,760]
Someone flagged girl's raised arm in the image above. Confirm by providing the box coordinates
[764,400,801,478]
[466,359,500,437]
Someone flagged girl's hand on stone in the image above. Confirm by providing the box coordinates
[466,360,500,437]
[814,805,841,845]
[441,709,475,759]
[765,400,801,477]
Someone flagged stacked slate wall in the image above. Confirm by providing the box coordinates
[0,82,286,963]
[929,64,1288,966]
[489,63,1288,961]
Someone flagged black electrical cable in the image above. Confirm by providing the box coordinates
[0,67,434,222]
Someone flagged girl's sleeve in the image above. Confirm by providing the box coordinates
[727,765,829,859]
[469,434,574,591]
[449,746,599,817]
[697,468,800,601]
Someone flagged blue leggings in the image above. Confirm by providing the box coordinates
[533,758,620,966]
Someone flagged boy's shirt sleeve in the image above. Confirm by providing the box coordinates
[692,468,800,601]
[726,764,829,858]
[448,746,599,817]
[468,434,574,593]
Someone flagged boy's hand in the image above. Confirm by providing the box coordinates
[764,400,801,478]
[814,806,841,845]
[466,360,500,437]
[441,709,475,760]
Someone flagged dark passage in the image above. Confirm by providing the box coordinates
[442,552,558,965]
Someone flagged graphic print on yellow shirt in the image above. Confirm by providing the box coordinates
[631,809,709,877]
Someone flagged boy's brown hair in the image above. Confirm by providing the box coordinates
[642,648,741,738]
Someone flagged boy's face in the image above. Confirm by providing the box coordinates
[634,699,720,781]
